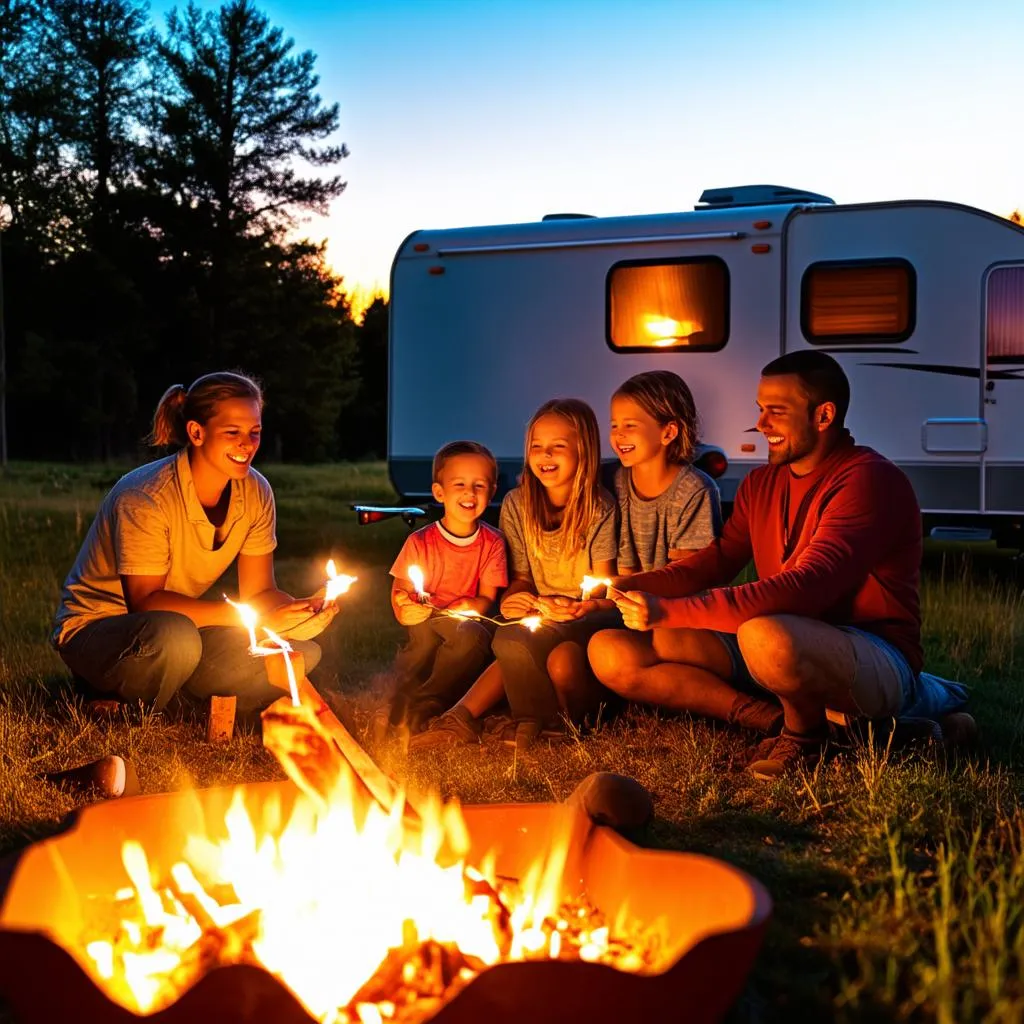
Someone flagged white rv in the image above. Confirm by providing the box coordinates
[388,186,1024,542]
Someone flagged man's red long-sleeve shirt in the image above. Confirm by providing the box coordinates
[622,436,924,674]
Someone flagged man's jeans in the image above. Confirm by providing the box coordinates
[57,611,322,717]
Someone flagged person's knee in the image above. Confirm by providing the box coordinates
[143,612,203,675]
[547,642,584,689]
[588,629,641,689]
[450,620,493,655]
[737,616,809,693]
[492,626,529,664]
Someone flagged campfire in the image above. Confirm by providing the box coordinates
[0,652,771,1024]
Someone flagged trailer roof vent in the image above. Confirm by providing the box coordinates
[695,185,835,210]
[542,212,596,220]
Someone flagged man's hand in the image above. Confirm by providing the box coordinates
[500,590,540,620]
[612,590,663,631]
[534,594,586,623]
[394,587,434,626]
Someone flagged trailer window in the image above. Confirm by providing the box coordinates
[802,260,915,343]
[607,257,728,352]
[987,265,1024,362]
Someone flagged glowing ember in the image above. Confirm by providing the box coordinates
[325,559,358,602]
[519,615,543,632]
[447,608,481,618]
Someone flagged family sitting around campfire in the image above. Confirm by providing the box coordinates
[382,353,970,775]
[52,354,971,782]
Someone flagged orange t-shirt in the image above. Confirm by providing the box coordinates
[390,521,508,609]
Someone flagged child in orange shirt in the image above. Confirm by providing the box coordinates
[383,441,507,734]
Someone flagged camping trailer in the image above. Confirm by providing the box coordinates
[388,186,1024,541]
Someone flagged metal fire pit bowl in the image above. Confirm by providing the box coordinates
[0,780,771,1024]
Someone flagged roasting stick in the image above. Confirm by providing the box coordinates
[260,649,425,822]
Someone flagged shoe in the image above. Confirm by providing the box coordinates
[84,699,122,721]
[405,699,445,735]
[733,733,779,770]
[747,728,827,779]
[727,696,784,736]
[940,711,978,749]
[408,706,482,751]
[45,756,140,800]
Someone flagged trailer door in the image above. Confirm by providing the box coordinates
[982,263,1024,515]
[783,205,986,517]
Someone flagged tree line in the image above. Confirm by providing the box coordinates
[0,0,386,462]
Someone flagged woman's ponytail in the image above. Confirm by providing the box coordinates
[147,384,189,448]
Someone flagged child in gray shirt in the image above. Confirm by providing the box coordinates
[609,370,721,574]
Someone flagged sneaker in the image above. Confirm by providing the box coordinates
[940,711,978,749]
[727,696,784,736]
[405,699,445,735]
[45,755,140,800]
[84,699,122,722]
[408,706,482,751]
[747,728,827,779]
[733,733,779,770]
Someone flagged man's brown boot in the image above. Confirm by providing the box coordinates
[727,695,784,735]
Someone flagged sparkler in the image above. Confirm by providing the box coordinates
[225,596,301,706]
[260,628,300,707]
[407,565,430,604]
[446,608,546,631]
[579,575,612,602]
[324,559,357,603]
[225,596,259,653]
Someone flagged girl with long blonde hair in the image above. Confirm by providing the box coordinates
[412,398,619,751]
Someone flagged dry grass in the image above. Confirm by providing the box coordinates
[1,461,1023,1022]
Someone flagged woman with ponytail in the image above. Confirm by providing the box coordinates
[52,371,338,718]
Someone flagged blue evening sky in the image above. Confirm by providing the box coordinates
[157,0,1024,315]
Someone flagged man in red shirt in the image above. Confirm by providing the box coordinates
[589,351,966,778]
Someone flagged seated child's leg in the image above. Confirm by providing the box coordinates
[390,622,442,725]
[547,640,616,723]
[492,624,567,726]
[459,659,506,719]
[546,608,626,723]
[408,617,495,724]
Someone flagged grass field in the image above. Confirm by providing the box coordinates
[1,461,1023,1022]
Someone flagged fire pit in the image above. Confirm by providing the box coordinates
[0,769,770,1024]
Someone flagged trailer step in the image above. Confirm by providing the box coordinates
[928,526,993,543]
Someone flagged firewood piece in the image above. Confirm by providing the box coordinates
[206,696,236,744]
[463,873,512,956]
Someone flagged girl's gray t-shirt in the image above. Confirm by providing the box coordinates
[615,464,721,574]
[499,486,618,597]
